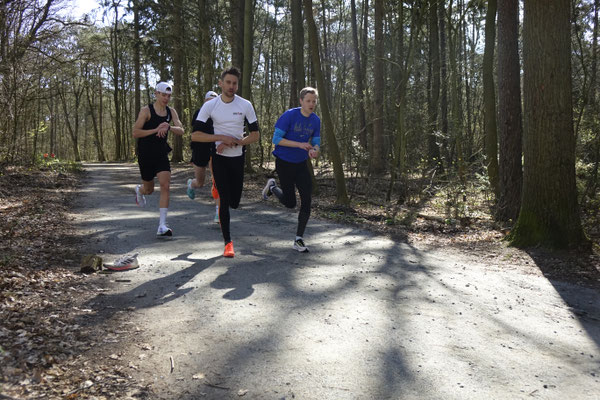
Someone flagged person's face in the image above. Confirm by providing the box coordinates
[299,93,317,116]
[219,74,239,98]
[156,91,171,105]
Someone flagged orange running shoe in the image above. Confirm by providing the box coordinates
[211,179,219,200]
[223,241,235,258]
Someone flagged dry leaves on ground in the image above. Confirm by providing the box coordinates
[0,166,151,399]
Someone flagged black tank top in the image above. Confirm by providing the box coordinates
[138,104,172,156]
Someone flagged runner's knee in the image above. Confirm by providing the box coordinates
[159,181,170,192]
[283,197,296,209]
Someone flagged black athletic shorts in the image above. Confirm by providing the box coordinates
[138,152,171,181]
[190,143,212,167]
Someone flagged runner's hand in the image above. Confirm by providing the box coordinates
[216,143,229,154]
[298,142,313,151]
[156,122,170,137]
[219,135,240,146]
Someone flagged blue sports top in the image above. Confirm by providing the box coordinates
[272,108,321,163]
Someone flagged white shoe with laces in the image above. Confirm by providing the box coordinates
[106,253,139,271]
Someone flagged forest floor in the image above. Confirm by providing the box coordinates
[0,162,599,399]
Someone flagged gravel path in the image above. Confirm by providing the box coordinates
[73,163,600,400]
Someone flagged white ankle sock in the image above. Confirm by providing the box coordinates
[159,208,168,227]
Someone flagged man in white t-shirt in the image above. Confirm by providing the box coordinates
[191,67,260,258]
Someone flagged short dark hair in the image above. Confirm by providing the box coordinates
[221,67,241,80]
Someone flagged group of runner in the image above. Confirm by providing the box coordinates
[132,67,321,257]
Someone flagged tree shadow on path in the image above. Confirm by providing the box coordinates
[526,249,600,348]
[81,253,220,326]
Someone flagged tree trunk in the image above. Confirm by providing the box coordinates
[583,0,600,205]
[449,22,465,183]
[463,7,474,161]
[350,0,367,150]
[361,0,372,152]
[303,0,349,205]
[290,0,305,108]
[58,87,82,162]
[85,69,106,162]
[98,66,104,158]
[483,0,499,197]
[509,0,586,249]
[230,0,245,84]
[438,0,449,167]
[388,3,420,201]
[133,0,141,118]
[196,0,206,94]
[427,0,441,168]
[243,0,254,171]
[497,0,522,222]
[110,5,122,160]
[371,0,385,174]
[171,0,184,162]
[50,86,56,156]
[320,1,332,104]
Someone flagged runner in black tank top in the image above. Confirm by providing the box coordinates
[132,82,184,238]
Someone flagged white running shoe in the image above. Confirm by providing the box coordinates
[293,238,309,253]
[156,225,173,238]
[135,185,146,207]
[106,253,139,271]
[262,178,276,200]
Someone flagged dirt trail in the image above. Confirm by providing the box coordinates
[73,163,600,400]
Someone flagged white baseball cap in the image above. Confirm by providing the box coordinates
[156,82,172,94]
[205,90,218,99]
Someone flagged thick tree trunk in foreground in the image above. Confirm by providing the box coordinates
[509,0,586,248]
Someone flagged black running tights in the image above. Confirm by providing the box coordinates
[274,157,312,237]
[212,153,245,243]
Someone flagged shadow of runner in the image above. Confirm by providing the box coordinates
[210,249,297,300]
[186,240,420,399]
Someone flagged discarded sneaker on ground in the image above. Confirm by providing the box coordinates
[104,253,139,271]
